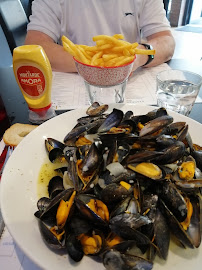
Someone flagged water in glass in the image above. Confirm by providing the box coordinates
[157,79,198,116]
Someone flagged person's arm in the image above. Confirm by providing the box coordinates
[25,30,77,73]
[25,29,175,73]
[132,30,175,71]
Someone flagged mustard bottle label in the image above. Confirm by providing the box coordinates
[17,66,46,98]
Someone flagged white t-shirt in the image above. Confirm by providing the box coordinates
[27,0,171,45]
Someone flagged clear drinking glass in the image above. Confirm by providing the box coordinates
[156,69,202,116]
[74,57,134,105]
[84,80,128,104]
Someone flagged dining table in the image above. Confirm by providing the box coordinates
[0,30,202,126]
[0,28,202,269]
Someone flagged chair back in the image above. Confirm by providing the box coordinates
[0,0,28,53]
[0,25,12,67]
[163,0,170,15]
[20,0,33,20]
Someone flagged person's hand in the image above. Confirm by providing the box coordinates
[133,44,150,71]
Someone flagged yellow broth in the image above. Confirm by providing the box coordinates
[37,160,67,198]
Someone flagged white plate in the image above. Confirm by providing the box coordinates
[1,104,202,270]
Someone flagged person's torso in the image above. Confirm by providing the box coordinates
[60,0,143,45]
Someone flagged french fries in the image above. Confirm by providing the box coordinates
[61,34,155,67]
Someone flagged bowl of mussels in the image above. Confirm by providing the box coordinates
[1,102,202,270]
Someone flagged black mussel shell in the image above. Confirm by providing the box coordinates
[68,215,93,236]
[110,213,152,232]
[66,233,84,262]
[125,150,164,164]
[192,150,202,171]
[152,141,186,165]
[98,109,123,133]
[156,180,187,222]
[153,208,170,260]
[64,122,97,143]
[38,219,65,250]
[86,102,108,116]
[186,196,201,248]
[101,182,132,204]
[156,134,177,149]
[75,194,108,226]
[159,200,194,249]
[139,115,173,137]
[45,138,66,163]
[177,124,188,142]
[110,196,140,219]
[37,197,51,212]
[146,107,168,120]
[38,188,74,223]
[81,143,102,177]
[103,249,153,270]
[48,176,64,199]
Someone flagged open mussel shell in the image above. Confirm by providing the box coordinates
[98,108,124,133]
[104,140,130,165]
[86,102,108,116]
[38,219,65,250]
[63,146,83,191]
[159,199,195,249]
[79,229,106,256]
[37,188,75,225]
[110,196,140,219]
[128,162,163,181]
[77,143,103,190]
[81,142,102,177]
[139,115,173,137]
[171,156,202,191]
[45,138,66,163]
[174,179,202,192]
[156,180,188,222]
[102,249,153,270]
[75,194,109,226]
[186,195,201,248]
[109,208,155,253]
[177,124,189,142]
[48,176,64,199]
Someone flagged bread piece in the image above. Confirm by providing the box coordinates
[3,123,38,146]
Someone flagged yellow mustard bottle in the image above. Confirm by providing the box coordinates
[13,45,56,124]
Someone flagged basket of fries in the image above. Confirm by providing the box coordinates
[73,57,135,87]
[62,34,155,87]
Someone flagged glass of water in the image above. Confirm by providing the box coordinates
[156,69,202,116]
